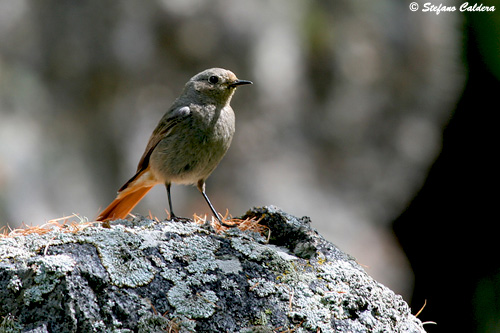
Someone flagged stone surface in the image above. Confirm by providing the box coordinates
[0,206,425,332]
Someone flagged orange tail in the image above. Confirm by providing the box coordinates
[96,185,154,221]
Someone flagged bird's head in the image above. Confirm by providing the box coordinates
[186,68,252,106]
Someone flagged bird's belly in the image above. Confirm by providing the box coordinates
[149,133,230,185]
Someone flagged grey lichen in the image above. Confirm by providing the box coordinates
[215,257,243,274]
[83,226,156,287]
[0,206,425,332]
[248,278,277,297]
[167,283,219,319]
[23,254,76,305]
[6,275,22,293]
[230,236,272,260]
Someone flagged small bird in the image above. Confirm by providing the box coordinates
[96,68,252,225]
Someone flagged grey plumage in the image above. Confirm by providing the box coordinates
[97,68,252,223]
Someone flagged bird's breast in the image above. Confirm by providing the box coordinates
[149,105,235,184]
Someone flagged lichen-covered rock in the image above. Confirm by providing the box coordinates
[0,206,425,332]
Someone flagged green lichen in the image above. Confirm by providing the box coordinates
[253,310,271,326]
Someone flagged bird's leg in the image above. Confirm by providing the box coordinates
[197,180,236,228]
[165,182,176,220]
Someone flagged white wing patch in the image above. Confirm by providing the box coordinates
[173,106,190,117]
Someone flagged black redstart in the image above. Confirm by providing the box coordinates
[96,68,252,225]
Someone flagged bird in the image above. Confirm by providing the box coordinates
[96,68,252,226]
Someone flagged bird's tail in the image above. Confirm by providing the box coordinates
[96,185,153,221]
[96,166,159,222]
[96,186,153,221]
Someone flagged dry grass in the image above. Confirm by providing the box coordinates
[193,210,268,237]
[0,211,268,239]
[0,214,97,238]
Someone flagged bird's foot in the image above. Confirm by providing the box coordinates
[169,214,191,223]
[216,217,238,228]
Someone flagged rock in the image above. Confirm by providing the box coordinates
[0,206,425,332]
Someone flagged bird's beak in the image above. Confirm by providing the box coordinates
[229,80,253,88]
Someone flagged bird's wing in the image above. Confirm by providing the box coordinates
[118,106,191,192]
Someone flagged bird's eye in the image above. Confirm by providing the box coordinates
[208,76,219,84]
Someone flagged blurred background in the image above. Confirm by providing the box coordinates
[0,0,497,331]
